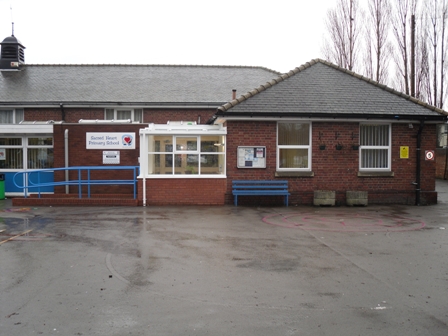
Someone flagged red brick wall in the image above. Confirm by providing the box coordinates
[28,107,216,203]
[33,109,439,205]
[225,121,437,206]
[24,107,216,124]
[53,124,143,195]
[26,108,104,123]
[140,178,226,205]
[143,108,215,124]
[436,148,448,179]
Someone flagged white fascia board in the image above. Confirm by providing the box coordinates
[140,124,226,135]
[1,124,53,133]
[141,175,227,179]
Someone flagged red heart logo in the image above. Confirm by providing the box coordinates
[124,136,131,144]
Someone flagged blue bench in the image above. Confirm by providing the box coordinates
[232,180,290,206]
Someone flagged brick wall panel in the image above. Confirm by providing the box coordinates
[25,107,216,124]
[143,179,226,205]
[143,109,215,124]
[226,121,438,206]
[53,124,142,197]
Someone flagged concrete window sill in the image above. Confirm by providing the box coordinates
[357,171,394,177]
[275,171,314,177]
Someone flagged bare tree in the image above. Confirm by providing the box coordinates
[364,0,392,83]
[441,0,448,109]
[322,0,363,72]
[323,0,447,108]
[415,29,430,101]
[419,0,448,109]
[391,0,419,95]
[428,0,439,106]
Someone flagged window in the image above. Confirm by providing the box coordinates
[277,122,311,170]
[105,109,143,122]
[27,137,54,169]
[0,138,23,169]
[437,124,447,148]
[0,136,53,170]
[147,135,225,175]
[360,124,391,170]
[0,109,24,124]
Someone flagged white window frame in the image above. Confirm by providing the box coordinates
[359,123,391,171]
[276,121,312,171]
[140,123,227,178]
[0,135,53,170]
[0,137,23,169]
[27,136,54,169]
[437,124,448,148]
[0,108,24,124]
[105,108,143,122]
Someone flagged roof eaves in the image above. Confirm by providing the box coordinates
[213,111,447,122]
[0,101,226,108]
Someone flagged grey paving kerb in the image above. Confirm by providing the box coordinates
[1,181,448,335]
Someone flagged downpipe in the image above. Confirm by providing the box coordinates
[139,132,147,207]
[64,129,69,194]
[414,121,424,205]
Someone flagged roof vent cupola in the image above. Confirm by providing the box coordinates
[0,34,25,71]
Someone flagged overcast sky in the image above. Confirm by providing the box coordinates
[0,0,335,73]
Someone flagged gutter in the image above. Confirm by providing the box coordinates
[213,112,447,122]
[0,102,226,109]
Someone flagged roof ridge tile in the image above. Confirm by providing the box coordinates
[24,63,280,74]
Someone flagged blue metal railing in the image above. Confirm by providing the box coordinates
[13,166,139,199]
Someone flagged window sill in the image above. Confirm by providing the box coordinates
[139,175,227,179]
[357,171,394,177]
[275,171,314,177]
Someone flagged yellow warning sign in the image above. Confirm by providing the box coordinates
[400,146,409,159]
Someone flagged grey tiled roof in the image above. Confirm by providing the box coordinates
[217,59,447,119]
[0,64,280,106]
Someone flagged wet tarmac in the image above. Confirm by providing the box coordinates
[1,182,448,335]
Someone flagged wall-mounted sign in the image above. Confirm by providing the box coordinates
[237,146,266,168]
[400,146,409,159]
[86,132,135,149]
[425,150,435,161]
[103,151,120,164]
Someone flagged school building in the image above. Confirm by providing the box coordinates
[1,34,447,206]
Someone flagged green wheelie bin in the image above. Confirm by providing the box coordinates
[0,173,5,200]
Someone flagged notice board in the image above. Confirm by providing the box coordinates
[237,146,266,168]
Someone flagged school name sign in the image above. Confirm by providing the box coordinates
[86,132,135,149]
